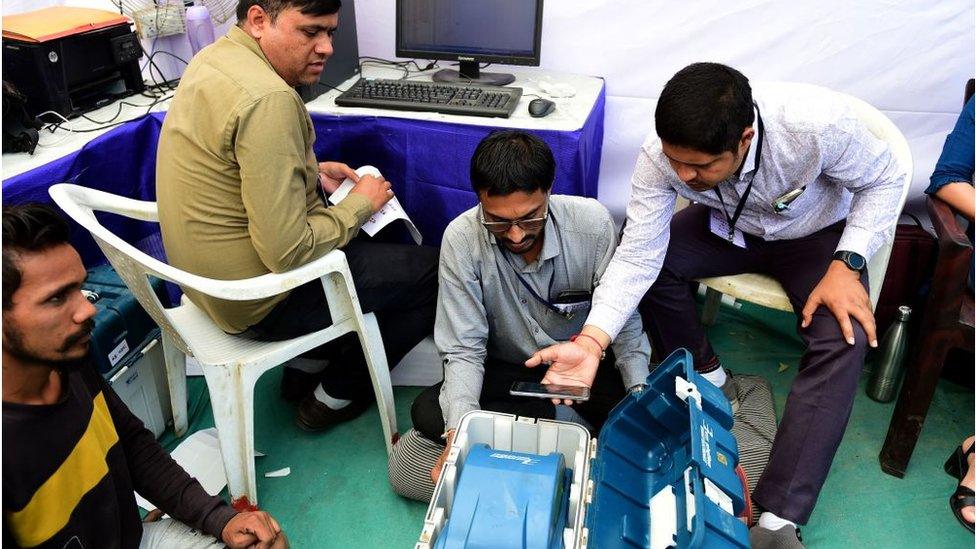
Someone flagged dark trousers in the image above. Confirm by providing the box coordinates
[244,238,439,400]
[639,205,868,524]
[411,354,625,442]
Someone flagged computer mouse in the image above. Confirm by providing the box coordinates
[528,98,556,118]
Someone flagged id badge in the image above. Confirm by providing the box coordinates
[709,208,747,248]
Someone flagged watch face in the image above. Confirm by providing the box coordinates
[848,253,866,270]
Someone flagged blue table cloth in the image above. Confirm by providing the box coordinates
[2,88,605,267]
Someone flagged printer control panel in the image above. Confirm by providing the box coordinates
[110,33,141,65]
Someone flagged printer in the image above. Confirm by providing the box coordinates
[2,7,144,118]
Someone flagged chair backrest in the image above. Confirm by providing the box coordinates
[673,84,913,308]
[49,183,198,356]
[843,91,914,307]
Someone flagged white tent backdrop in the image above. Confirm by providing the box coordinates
[355,0,975,223]
[6,0,973,223]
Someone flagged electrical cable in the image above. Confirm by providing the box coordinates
[357,56,438,80]
[37,93,172,134]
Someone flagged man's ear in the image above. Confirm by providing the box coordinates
[244,4,270,38]
[739,126,756,152]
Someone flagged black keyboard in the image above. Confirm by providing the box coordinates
[335,78,523,118]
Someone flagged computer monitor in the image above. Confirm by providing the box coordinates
[396,0,544,86]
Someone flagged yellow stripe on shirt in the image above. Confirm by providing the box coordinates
[7,391,119,547]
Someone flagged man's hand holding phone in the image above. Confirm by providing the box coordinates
[525,326,608,406]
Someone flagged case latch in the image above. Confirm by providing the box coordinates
[675,375,703,410]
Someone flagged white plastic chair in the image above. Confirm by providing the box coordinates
[696,87,914,324]
[49,183,397,505]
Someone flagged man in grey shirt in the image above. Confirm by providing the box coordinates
[528,64,906,548]
[408,130,650,485]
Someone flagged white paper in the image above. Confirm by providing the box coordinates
[264,467,291,478]
[135,429,267,512]
[135,428,225,512]
[329,166,422,244]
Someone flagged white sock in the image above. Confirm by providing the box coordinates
[313,384,352,410]
[700,367,728,387]
[758,511,796,531]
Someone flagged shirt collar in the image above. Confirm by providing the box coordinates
[737,105,761,182]
[226,25,278,76]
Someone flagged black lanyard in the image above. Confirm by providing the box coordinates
[501,250,563,316]
[713,104,764,242]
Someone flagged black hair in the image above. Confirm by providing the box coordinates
[237,0,341,23]
[2,203,71,310]
[470,130,555,196]
[655,62,755,155]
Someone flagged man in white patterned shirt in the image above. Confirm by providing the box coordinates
[527,63,906,548]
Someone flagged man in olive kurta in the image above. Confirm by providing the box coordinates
[156,0,437,429]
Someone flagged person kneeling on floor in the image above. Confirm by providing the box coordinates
[387,130,652,502]
[2,204,287,549]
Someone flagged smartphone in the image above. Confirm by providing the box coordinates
[510,381,591,401]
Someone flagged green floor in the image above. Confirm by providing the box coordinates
[160,304,974,548]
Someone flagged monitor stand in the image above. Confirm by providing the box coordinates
[432,59,515,86]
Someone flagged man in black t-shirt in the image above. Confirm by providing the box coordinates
[2,203,288,549]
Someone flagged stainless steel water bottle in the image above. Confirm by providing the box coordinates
[867,305,911,402]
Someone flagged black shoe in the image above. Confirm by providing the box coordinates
[950,485,975,533]
[296,394,371,432]
[946,441,976,533]
[280,367,320,403]
[945,440,975,479]
[719,371,740,413]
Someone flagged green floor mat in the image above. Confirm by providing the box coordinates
[159,302,973,548]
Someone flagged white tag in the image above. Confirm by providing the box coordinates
[703,477,735,515]
[709,208,746,248]
[108,339,130,367]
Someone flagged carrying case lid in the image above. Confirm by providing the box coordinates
[583,349,749,548]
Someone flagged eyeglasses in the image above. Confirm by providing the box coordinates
[480,203,549,235]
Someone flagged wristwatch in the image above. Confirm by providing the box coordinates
[833,250,867,273]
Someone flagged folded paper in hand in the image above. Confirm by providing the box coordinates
[329,165,422,244]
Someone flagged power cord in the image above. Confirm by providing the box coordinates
[358,56,439,80]
[36,92,172,135]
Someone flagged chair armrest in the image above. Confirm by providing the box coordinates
[927,196,972,250]
[157,249,353,302]
[75,185,161,222]
[49,183,354,303]
[925,196,973,306]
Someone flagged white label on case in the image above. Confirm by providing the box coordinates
[703,477,734,514]
[109,339,130,367]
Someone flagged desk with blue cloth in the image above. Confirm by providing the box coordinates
[2,68,606,265]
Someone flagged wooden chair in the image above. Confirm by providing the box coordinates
[879,195,974,477]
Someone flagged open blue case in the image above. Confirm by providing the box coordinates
[419,349,751,548]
